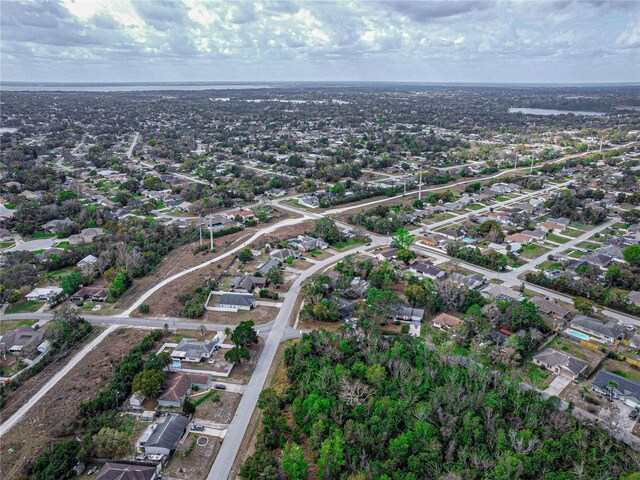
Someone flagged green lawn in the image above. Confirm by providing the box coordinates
[333,239,365,251]
[44,266,76,281]
[54,241,70,248]
[466,203,485,210]
[569,221,587,230]
[568,250,587,258]
[611,369,640,381]
[576,241,600,250]
[546,233,570,244]
[525,364,552,389]
[0,241,15,248]
[538,260,563,271]
[495,196,509,202]
[307,249,323,257]
[519,244,550,259]
[4,203,16,209]
[562,229,584,238]
[31,232,56,240]
[5,300,44,314]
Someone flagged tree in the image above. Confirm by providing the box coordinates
[225,345,251,363]
[574,296,594,315]
[395,248,416,264]
[109,273,129,300]
[61,272,83,295]
[317,431,346,480]
[183,398,196,414]
[313,218,341,244]
[238,248,253,263]
[623,244,640,266]
[412,199,424,209]
[132,369,166,397]
[231,320,259,347]
[266,266,284,286]
[94,427,129,458]
[282,442,308,480]
[391,228,415,250]
[404,284,428,307]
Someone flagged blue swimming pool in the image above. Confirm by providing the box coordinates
[463,237,475,243]
[566,328,589,341]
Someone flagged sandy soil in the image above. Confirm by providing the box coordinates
[0,328,149,480]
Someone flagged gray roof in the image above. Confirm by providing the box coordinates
[572,315,623,340]
[530,297,571,318]
[218,292,256,307]
[96,462,157,480]
[256,258,280,274]
[174,338,216,359]
[593,371,640,401]
[534,348,589,376]
[581,253,613,267]
[145,413,189,451]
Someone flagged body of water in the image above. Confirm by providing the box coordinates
[509,107,606,117]
[0,83,277,92]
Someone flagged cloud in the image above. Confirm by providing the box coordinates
[0,0,637,83]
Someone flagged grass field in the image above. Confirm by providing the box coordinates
[466,203,485,210]
[546,233,570,244]
[520,244,550,259]
[333,238,365,251]
[0,319,37,335]
[495,196,510,202]
[562,229,585,238]
[31,232,56,240]
[576,241,600,250]
[525,364,552,389]
[5,300,43,314]
[0,241,15,248]
[54,241,70,248]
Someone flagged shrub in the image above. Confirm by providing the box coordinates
[138,304,150,314]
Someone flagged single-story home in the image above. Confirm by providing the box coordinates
[270,248,301,261]
[571,314,624,345]
[77,254,98,268]
[533,348,589,380]
[592,370,640,409]
[70,285,109,303]
[288,235,329,252]
[408,261,445,280]
[394,307,425,322]
[530,297,571,321]
[256,258,281,275]
[448,273,485,290]
[141,413,189,456]
[26,286,63,301]
[482,284,524,302]
[96,462,159,480]
[432,312,461,330]
[230,275,267,293]
[42,217,76,233]
[171,338,217,363]
[158,372,211,408]
[505,233,533,245]
[627,291,640,308]
[376,248,398,261]
[212,292,257,311]
[0,325,49,355]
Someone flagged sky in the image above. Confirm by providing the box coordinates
[1,0,639,84]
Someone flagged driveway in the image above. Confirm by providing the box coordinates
[7,237,56,252]
[546,375,572,397]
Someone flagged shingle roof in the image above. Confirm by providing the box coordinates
[572,315,623,340]
[218,292,256,307]
[534,348,589,376]
[144,413,189,450]
[96,462,157,480]
[593,371,640,401]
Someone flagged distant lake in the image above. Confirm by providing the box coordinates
[0,83,277,92]
[509,107,606,117]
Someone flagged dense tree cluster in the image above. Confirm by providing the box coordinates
[241,330,638,480]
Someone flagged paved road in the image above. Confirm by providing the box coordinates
[207,235,387,480]
[125,132,139,159]
[0,324,118,436]
[121,215,312,317]
[7,237,57,252]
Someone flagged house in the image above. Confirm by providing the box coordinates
[595,244,624,260]
[77,254,98,268]
[42,217,76,233]
[0,326,48,355]
[176,201,193,212]
[521,230,546,241]
[171,338,218,362]
[408,261,445,280]
[213,292,256,311]
[288,235,329,252]
[394,307,425,322]
[130,391,146,407]
[442,228,465,240]
[627,291,640,308]
[483,284,524,302]
[205,214,237,231]
[68,227,103,245]
[141,413,189,456]
[530,297,571,321]
[533,348,589,380]
[230,275,267,293]
[266,188,287,197]
[581,253,613,269]
[630,333,640,350]
[25,286,63,301]
[448,273,485,290]
[225,209,255,222]
[299,194,320,208]
[256,258,281,275]
[421,233,447,247]
[538,221,566,233]
[505,233,533,245]
[592,371,640,409]
[376,248,398,261]
[0,228,13,242]
[95,462,159,480]
[548,217,570,228]
[571,314,624,345]
[432,312,461,330]
[329,295,358,320]
[270,248,301,261]
[158,372,211,407]
[70,285,109,303]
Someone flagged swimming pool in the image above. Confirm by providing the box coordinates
[566,328,589,341]
[463,237,475,243]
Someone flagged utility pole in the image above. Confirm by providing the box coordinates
[199,222,203,247]
[209,215,214,251]
[530,154,534,175]
[418,169,423,201]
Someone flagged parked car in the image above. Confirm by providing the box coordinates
[214,384,227,390]
[629,410,638,420]
[87,466,98,476]
[191,424,205,431]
